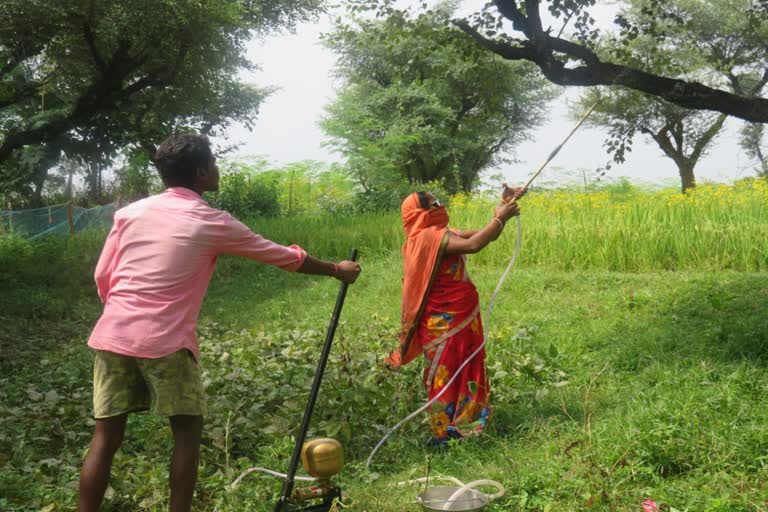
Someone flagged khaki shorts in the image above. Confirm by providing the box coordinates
[92,349,207,418]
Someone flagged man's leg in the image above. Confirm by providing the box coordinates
[169,415,203,512]
[78,414,128,512]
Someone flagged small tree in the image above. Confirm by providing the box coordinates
[740,123,768,177]
[583,90,727,193]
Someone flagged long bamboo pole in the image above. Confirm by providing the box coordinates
[521,101,600,191]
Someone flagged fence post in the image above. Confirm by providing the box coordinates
[67,200,75,235]
[6,198,12,234]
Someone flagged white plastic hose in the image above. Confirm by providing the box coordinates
[445,479,505,505]
[229,467,319,490]
[396,475,466,487]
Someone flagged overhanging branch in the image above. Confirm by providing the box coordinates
[453,20,537,62]
[455,4,768,123]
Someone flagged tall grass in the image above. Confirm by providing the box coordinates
[241,181,768,271]
[241,211,404,260]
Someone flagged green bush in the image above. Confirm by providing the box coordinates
[114,151,164,202]
[208,172,280,218]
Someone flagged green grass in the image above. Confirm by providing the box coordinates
[3,236,768,510]
[4,183,768,511]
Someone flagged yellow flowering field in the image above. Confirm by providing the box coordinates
[450,180,768,271]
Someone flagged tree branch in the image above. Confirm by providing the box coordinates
[82,21,107,75]
[672,121,683,153]
[690,114,727,162]
[642,125,678,161]
[0,38,158,162]
[455,6,768,123]
[546,35,600,64]
[453,20,537,62]
[524,0,543,39]
[556,7,576,39]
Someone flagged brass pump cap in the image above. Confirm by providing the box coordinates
[301,438,344,479]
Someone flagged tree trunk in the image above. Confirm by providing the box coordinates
[31,181,44,208]
[97,165,103,201]
[462,173,473,193]
[30,156,55,208]
[66,170,73,200]
[677,159,697,193]
[30,160,47,207]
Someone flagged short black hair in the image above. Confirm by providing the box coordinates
[153,134,213,188]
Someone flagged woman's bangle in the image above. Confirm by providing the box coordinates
[491,217,505,229]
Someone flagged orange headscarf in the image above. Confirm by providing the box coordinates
[386,193,450,367]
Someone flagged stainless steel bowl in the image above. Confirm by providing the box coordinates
[416,486,489,512]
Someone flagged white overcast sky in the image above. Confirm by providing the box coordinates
[220,1,756,189]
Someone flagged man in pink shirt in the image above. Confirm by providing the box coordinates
[78,134,361,512]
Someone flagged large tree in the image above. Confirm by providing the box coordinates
[431,0,768,123]
[577,0,767,192]
[0,0,322,197]
[321,4,555,193]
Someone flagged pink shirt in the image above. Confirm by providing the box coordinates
[88,187,307,360]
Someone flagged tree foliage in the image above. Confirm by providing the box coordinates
[321,4,555,194]
[577,0,765,192]
[0,0,323,197]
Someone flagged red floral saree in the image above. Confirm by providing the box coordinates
[415,251,491,440]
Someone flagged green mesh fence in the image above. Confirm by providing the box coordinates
[0,202,118,239]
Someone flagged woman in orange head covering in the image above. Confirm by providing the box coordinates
[388,187,523,444]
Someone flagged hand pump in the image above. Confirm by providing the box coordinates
[274,249,358,512]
